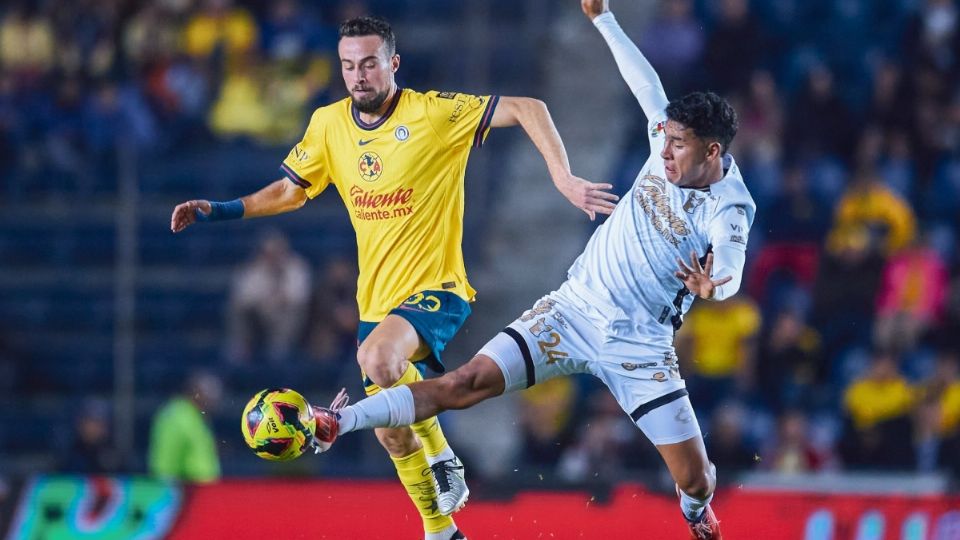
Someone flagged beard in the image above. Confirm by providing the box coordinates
[352,88,390,114]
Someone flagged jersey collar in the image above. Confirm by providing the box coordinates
[351,88,403,131]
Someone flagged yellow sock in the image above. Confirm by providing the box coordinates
[366,363,453,461]
[391,447,454,533]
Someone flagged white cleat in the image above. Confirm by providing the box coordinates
[430,457,470,516]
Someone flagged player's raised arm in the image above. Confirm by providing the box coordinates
[170,178,307,233]
[490,96,618,220]
[582,0,669,120]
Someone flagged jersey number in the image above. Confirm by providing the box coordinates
[537,332,569,365]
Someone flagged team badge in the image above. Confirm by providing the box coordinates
[358,152,383,182]
[395,125,409,142]
[650,121,665,138]
[682,191,705,214]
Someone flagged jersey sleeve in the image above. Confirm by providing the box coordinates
[592,13,670,124]
[280,108,333,199]
[707,202,753,300]
[424,91,500,149]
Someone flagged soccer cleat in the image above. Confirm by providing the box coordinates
[684,505,722,539]
[311,388,349,454]
[676,485,722,539]
[430,457,470,515]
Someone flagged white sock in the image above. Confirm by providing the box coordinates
[424,522,457,540]
[425,443,456,466]
[336,386,415,434]
[679,489,713,522]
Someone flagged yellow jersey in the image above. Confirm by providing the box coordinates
[843,377,915,430]
[281,88,499,321]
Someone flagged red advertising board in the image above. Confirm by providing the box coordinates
[166,481,960,540]
[6,477,960,539]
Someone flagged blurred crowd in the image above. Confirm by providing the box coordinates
[0,0,352,197]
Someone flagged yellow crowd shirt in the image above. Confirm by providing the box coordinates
[281,88,499,321]
[683,299,761,377]
[843,377,915,430]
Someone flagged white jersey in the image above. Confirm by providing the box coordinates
[565,13,757,350]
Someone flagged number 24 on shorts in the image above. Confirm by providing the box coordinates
[527,318,568,365]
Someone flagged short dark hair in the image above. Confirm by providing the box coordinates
[339,16,396,56]
[665,91,738,153]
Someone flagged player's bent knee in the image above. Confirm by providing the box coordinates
[357,342,407,387]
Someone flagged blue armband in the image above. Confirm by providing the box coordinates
[196,199,245,222]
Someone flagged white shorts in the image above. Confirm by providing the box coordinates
[479,283,701,446]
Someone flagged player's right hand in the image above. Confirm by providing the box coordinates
[170,199,212,233]
[581,0,609,20]
[556,173,619,221]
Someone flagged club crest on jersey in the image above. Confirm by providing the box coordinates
[395,125,410,142]
[650,121,665,138]
[358,152,383,182]
[682,191,705,214]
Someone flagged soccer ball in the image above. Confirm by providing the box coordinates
[241,388,317,461]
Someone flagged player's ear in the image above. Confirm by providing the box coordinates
[391,54,400,73]
[705,140,722,160]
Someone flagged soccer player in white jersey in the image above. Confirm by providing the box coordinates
[312,1,753,538]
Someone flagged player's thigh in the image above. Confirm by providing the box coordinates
[477,292,597,394]
[591,355,697,444]
[357,314,424,382]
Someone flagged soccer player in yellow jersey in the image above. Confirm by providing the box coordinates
[170,15,617,540]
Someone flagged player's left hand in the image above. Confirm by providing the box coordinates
[675,251,731,300]
[556,173,619,221]
[581,0,610,20]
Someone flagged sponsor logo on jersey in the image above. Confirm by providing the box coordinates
[437,91,458,99]
[636,174,690,247]
[358,138,377,146]
[621,361,658,371]
[551,310,569,330]
[730,234,746,245]
[349,185,414,221]
[395,125,409,142]
[358,151,383,182]
[520,298,556,322]
[290,143,309,162]
[448,94,485,124]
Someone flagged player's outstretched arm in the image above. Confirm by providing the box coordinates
[581,0,669,120]
[490,96,618,220]
[170,178,308,233]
